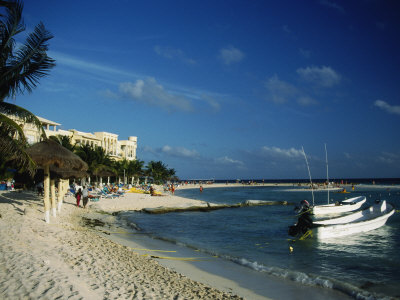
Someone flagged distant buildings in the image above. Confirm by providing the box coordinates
[21,115,137,161]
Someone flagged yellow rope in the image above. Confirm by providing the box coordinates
[299,230,313,240]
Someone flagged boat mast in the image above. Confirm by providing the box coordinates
[325,143,329,204]
[302,146,315,206]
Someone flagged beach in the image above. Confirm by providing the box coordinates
[0,189,245,299]
[0,186,382,299]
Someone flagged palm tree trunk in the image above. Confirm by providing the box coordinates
[51,179,56,217]
[43,165,50,223]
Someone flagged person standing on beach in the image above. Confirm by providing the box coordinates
[82,186,89,208]
[75,188,82,207]
[36,181,44,196]
[6,180,11,191]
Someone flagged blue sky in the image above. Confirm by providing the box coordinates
[13,0,400,179]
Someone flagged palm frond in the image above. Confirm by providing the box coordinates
[0,18,55,100]
[0,112,26,144]
[15,23,54,83]
[0,101,46,139]
[0,0,24,66]
[0,115,36,175]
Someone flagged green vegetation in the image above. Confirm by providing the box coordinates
[49,135,178,185]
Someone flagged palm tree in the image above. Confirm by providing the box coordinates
[145,160,172,184]
[75,144,115,184]
[49,134,76,152]
[127,159,144,185]
[0,0,55,174]
[167,167,178,182]
[114,158,129,184]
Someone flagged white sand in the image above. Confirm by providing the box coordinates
[0,190,244,299]
[93,190,209,212]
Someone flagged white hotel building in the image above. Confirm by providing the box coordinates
[22,116,137,161]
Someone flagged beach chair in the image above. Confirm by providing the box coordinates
[68,188,75,196]
[100,190,115,199]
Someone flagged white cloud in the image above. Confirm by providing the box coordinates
[121,79,144,98]
[319,0,345,14]
[378,152,399,164]
[299,48,311,59]
[344,152,351,159]
[219,46,245,65]
[100,89,119,99]
[161,145,200,159]
[141,145,200,159]
[374,100,400,116]
[52,51,225,114]
[119,78,193,112]
[265,75,298,104]
[264,75,318,106]
[50,51,139,80]
[297,96,318,106]
[261,146,304,159]
[201,95,221,112]
[154,45,196,65]
[215,156,244,166]
[282,25,291,33]
[297,66,341,87]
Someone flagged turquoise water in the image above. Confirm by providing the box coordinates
[119,184,400,299]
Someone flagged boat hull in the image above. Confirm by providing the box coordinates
[312,196,366,215]
[312,201,394,239]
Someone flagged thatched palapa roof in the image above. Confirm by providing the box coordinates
[26,139,88,171]
[50,166,89,179]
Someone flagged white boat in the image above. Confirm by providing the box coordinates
[302,145,367,216]
[312,196,367,215]
[311,200,394,239]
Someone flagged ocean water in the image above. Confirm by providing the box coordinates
[117,183,400,299]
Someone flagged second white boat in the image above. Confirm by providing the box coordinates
[312,196,367,215]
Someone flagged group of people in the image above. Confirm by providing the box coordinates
[163,183,176,194]
[1,180,15,191]
[73,185,90,208]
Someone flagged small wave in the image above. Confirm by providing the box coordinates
[115,214,142,232]
[225,257,392,300]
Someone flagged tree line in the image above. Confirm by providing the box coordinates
[49,135,177,185]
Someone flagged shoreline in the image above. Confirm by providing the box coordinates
[101,216,351,300]
[0,187,372,299]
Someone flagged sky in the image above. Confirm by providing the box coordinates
[10,0,400,180]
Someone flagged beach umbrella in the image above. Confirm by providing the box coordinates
[26,139,88,223]
[50,166,89,179]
